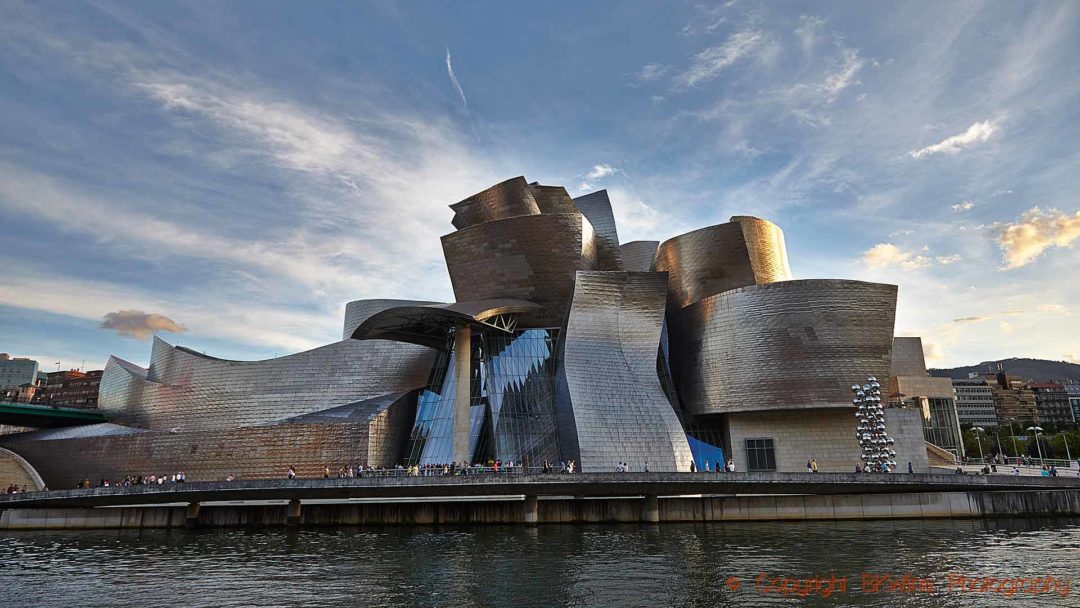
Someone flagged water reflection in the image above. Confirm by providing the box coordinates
[2,518,1078,607]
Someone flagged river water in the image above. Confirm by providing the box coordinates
[2,518,1078,607]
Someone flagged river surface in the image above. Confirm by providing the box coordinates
[2,518,1078,607]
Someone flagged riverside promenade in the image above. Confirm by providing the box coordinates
[2,472,1079,528]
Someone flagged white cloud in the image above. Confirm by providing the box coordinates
[586,163,617,180]
[936,254,963,265]
[676,30,767,88]
[606,187,686,243]
[993,207,1080,269]
[101,310,187,339]
[445,48,468,111]
[909,120,998,158]
[951,200,974,211]
[861,243,932,270]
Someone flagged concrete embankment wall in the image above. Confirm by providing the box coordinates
[2,490,1079,529]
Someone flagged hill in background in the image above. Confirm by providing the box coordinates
[930,358,1080,383]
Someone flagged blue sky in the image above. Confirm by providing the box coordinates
[1,1,1078,371]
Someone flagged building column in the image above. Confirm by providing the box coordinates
[185,502,201,526]
[642,495,659,523]
[286,499,302,526]
[452,323,472,465]
[524,495,538,525]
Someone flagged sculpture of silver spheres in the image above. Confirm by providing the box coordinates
[853,376,897,472]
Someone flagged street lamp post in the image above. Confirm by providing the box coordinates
[1061,430,1072,463]
[973,427,985,463]
[1027,426,1045,467]
[1009,420,1019,460]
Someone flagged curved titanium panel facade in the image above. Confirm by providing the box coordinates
[672,279,897,416]
[441,213,598,327]
[449,176,540,230]
[620,241,659,273]
[557,271,693,472]
[97,337,436,433]
[653,216,792,309]
[343,299,442,340]
[351,299,543,348]
[572,190,623,271]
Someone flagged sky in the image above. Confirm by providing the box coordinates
[0,1,1078,371]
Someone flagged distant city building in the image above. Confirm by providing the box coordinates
[952,376,997,427]
[36,370,103,409]
[0,354,38,392]
[987,372,1039,427]
[1026,382,1073,427]
[1065,383,1080,426]
[889,338,964,457]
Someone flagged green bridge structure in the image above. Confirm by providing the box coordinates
[0,402,107,429]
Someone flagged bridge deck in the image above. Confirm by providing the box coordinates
[2,472,1078,509]
[0,402,106,428]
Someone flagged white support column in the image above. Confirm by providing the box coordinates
[452,324,472,465]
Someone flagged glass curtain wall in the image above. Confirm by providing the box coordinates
[406,327,561,467]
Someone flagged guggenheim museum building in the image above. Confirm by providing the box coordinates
[2,177,924,487]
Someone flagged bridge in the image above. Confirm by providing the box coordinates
[3,472,1078,528]
[2,471,1077,509]
[0,402,106,429]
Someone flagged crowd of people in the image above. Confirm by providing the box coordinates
[688,459,737,473]
[285,459,580,480]
[80,471,187,488]
[4,484,27,494]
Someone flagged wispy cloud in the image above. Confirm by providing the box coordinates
[993,207,1080,269]
[445,47,468,111]
[101,310,187,339]
[951,200,974,211]
[909,120,998,158]
[586,163,617,180]
[636,63,669,82]
[676,30,768,88]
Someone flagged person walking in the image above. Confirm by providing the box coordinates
[726,459,735,473]
[287,467,296,479]
[907,461,913,474]
[811,459,818,473]
[690,461,697,473]
[807,459,813,473]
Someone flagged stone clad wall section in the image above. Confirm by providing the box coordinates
[673,279,897,416]
[724,409,861,473]
[1,416,407,489]
[557,271,693,472]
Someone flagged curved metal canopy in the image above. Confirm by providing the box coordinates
[350,299,543,349]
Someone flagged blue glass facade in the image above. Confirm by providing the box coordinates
[406,328,561,466]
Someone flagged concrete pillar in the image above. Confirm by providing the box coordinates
[286,499,302,526]
[643,495,659,523]
[185,502,201,526]
[524,495,538,524]
[452,323,472,465]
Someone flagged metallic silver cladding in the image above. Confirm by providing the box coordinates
[351,299,543,348]
[572,190,623,271]
[671,279,897,416]
[653,216,793,310]
[97,337,436,433]
[620,241,660,273]
[343,299,442,340]
[449,176,540,230]
[441,213,599,328]
[557,271,694,472]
